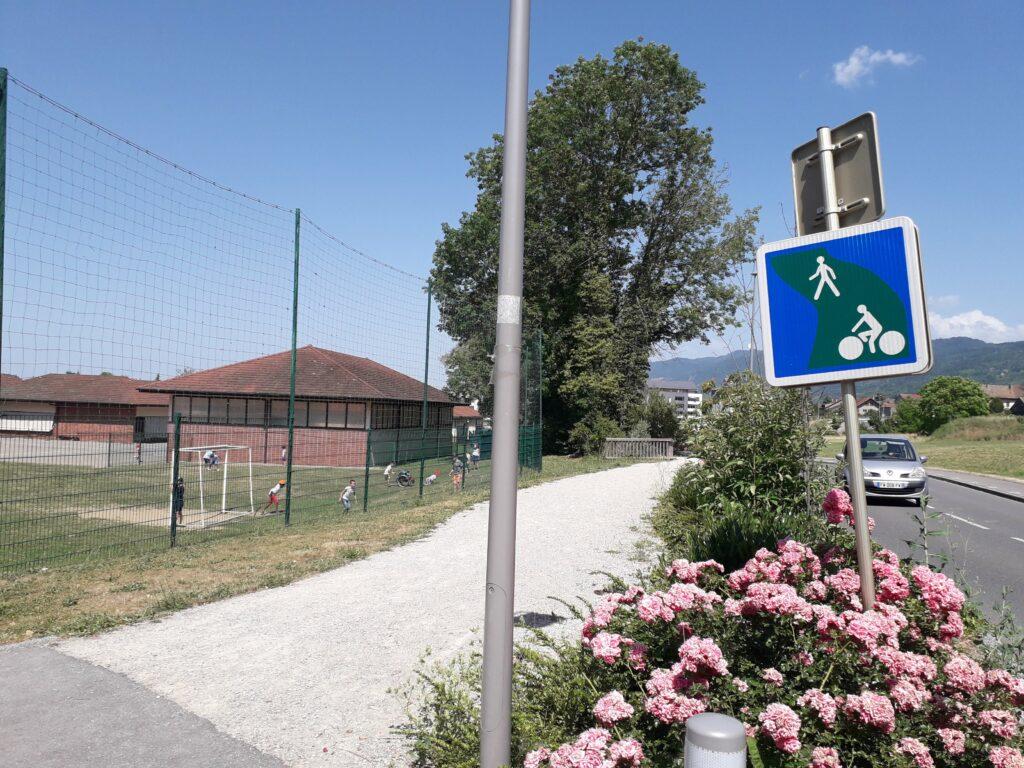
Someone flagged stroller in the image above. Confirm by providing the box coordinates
[395,469,415,488]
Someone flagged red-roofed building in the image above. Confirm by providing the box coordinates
[0,374,168,442]
[140,346,455,466]
[453,404,484,433]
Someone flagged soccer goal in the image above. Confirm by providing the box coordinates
[170,445,255,529]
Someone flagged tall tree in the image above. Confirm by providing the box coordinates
[431,40,758,450]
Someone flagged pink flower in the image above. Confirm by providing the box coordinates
[677,636,729,678]
[608,738,644,766]
[888,678,930,712]
[758,703,802,754]
[637,594,675,624]
[940,611,964,640]
[842,691,896,733]
[936,728,965,755]
[732,677,749,693]
[803,580,827,601]
[876,572,911,603]
[665,558,724,583]
[810,746,842,768]
[627,642,648,671]
[826,568,861,597]
[944,653,986,694]
[823,488,853,525]
[524,747,550,768]
[593,691,634,726]
[795,651,814,667]
[761,667,784,687]
[797,688,837,727]
[663,582,722,613]
[590,632,624,664]
[840,609,901,652]
[911,565,965,616]
[873,648,937,681]
[987,670,1024,705]
[896,737,934,768]
[989,746,1024,768]
[979,709,1019,739]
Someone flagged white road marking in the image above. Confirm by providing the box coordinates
[944,512,989,530]
[1012,537,1024,545]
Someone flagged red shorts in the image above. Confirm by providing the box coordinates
[269,493,279,506]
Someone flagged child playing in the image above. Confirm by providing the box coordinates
[383,463,394,486]
[450,457,464,492]
[260,479,286,515]
[340,480,356,512]
[424,470,439,486]
[471,444,481,469]
[171,477,185,525]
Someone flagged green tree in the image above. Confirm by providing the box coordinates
[990,397,1007,414]
[917,376,990,434]
[645,391,681,441]
[429,40,757,450]
[891,398,925,434]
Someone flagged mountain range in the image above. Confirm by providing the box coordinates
[650,337,1024,398]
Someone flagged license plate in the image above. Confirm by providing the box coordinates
[875,481,907,489]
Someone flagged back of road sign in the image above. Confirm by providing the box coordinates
[756,216,931,387]
[792,112,885,236]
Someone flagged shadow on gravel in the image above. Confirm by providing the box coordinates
[514,611,566,629]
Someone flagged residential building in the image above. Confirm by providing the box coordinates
[981,384,1024,411]
[140,345,453,466]
[647,378,703,419]
[825,396,881,428]
[0,374,168,442]
[453,404,484,434]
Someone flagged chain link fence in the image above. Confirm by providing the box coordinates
[0,70,542,573]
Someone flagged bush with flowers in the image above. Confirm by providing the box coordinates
[403,487,1024,768]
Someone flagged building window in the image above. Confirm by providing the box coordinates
[172,396,189,420]
[292,401,308,428]
[307,401,327,428]
[246,399,265,426]
[270,400,288,427]
[190,397,209,422]
[400,403,420,428]
[328,402,347,428]
[227,398,247,424]
[372,402,399,429]
[346,402,365,429]
[209,398,228,424]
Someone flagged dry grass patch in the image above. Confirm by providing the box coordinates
[0,455,643,643]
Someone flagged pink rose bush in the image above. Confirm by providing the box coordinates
[521,489,1024,767]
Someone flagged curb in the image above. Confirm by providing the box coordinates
[929,473,1024,504]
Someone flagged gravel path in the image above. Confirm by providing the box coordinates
[59,460,683,767]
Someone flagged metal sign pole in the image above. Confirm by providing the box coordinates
[480,1,530,765]
[817,126,876,611]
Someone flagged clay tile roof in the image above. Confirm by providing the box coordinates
[982,383,1024,399]
[140,346,451,404]
[0,373,22,391]
[453,405,482,419]
[0,374,168,406]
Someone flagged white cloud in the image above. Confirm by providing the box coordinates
[928,309,1024,343]
[833,45,920,88]
[928,294,960,310]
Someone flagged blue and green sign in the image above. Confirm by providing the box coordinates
[756,217,931,387]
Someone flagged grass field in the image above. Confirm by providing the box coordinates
[822,416,1024,480]
[0,450,515,572]
[0,455,651,643]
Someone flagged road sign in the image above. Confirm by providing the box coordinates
[792,113,885,235]
[756,216,931,387]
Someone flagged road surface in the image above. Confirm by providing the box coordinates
[869,479,1024,621]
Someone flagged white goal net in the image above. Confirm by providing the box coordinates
[171,444,255,529]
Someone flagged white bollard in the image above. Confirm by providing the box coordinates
[684,713,747,768]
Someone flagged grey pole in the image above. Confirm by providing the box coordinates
[480,1,530,766]
[817,126,876,610]
[683,713,747,767]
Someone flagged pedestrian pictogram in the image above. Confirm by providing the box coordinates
[756,216,931,387]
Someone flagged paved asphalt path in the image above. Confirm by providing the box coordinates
[868,479,1024,621]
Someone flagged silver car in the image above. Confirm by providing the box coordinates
[836,434,928,506]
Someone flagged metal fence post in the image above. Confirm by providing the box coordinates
[170,414,181,546]
[683,713,746,767]
[107,434,113,468]
[284,208,300,526]
[0,68,7,353]
[418,282,432,497]
[363,428,371,513]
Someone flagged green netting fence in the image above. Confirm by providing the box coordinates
[0,69,542,573]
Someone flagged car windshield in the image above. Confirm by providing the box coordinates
[860,438,916,461]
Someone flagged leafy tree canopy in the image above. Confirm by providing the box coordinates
[917,376,990,434]
[430,40,757,449]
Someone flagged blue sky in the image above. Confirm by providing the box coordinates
[2,0,1023,364]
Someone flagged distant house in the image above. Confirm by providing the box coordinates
[981,384,1024,411]
[896,392,921,402]
[139,345,453,466]
[0,374,168,442]
[825,396,881,429]
[453,404,484,434]
[647,378,703,419]
[880,398,896,420]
